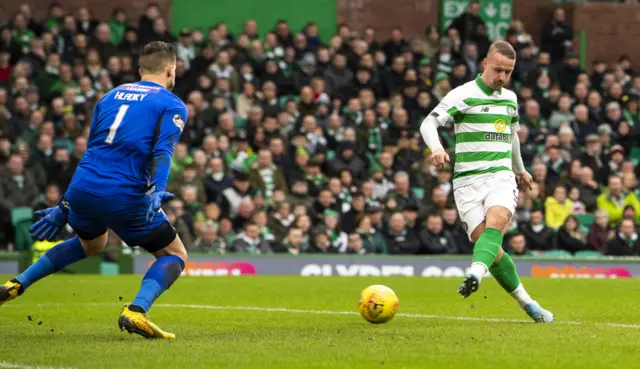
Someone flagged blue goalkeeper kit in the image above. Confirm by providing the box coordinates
[66,80,186,249]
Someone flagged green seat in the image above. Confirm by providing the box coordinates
[539,250,573,259]
[574,250,603,259]
[576,213,595,228]
[11,207,33,225]
[11,207,34,252]
[326,150,336,160]
[234,116,247,129]
[413,188,424,200]
[100,262,120,275]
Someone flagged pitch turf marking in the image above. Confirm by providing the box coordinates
[153,303,640,329]
[6,302,640,330]
[0,362,75,369]
[155,303,533,323]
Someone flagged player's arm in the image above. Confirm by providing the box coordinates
[510,98,525,175]
[511,132,526,175]
[419,91,459,165]
[145,102,186,223]
[510,106,533,190]
[419,115,444,151]
[149,104,187,193]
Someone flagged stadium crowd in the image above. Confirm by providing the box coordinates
[1,2,640,257]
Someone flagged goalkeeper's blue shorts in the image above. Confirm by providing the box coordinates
[65,186,175,252]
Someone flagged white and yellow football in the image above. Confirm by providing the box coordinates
[358,285,399,324]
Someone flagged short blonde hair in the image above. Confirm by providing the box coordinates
[488,40,516,60]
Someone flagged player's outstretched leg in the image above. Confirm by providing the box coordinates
[118,237,186,340]
[0,237,89,306]
[458,227,503,298]
[490,252,554,323]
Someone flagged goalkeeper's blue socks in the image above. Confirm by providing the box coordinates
[16,237,86,290]
[129,255,185,313]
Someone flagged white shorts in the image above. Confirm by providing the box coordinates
[453,173,519,238]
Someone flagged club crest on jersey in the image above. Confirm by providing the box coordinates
[172,114,185,132]
[494,118,507,133]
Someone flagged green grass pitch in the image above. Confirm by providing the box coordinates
[1,275,639,369]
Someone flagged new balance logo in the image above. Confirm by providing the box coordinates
[482,107,490,112]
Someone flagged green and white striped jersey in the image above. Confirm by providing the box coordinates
[430,74,519,189]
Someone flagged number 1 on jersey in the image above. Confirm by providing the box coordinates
[105,104,130,144]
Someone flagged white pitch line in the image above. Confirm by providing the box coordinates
[154,303,640,329]
[154,303,530,323]
[0,362,75,369]
[6,302,640,330]
[602,323,640,329]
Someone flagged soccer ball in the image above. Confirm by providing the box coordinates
[358,285,399,324]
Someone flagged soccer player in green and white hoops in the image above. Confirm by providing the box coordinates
[419,40,553,323]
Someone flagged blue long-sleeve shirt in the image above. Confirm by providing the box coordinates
[69,80,186,201]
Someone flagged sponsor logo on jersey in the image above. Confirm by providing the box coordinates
[494,118,507,133]
[484,132,509,141]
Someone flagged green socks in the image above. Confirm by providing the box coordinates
[489,253,521,293]
[469,227,533,308]
[471,227,504,271]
